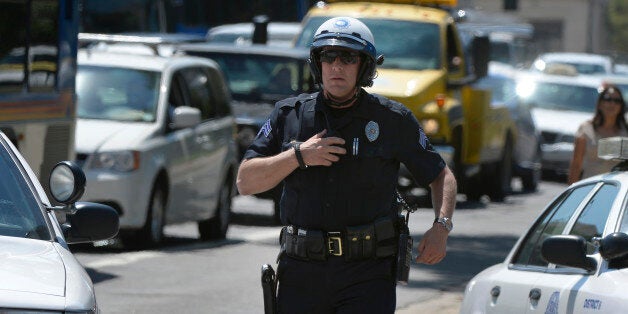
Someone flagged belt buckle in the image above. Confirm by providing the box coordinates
[327,232,342,256]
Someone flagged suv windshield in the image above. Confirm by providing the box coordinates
[0,141,51,240]
[517,80,599,113]
[296,17,440,71]
[185,51,307,101]
[77,66,161,122]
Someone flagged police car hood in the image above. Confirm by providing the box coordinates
[0,236,66,302]
[0,237,96,311]
[530,108,591,136]
[231,99,276,127]
[367,69,443,97]
[76,119,155,153]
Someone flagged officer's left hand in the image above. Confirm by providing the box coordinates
[415,225,448,265]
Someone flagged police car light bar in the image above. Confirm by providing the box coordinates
[598,137,628,160]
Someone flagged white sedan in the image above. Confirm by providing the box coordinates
[460,137,628,314]
[0,131,119,313]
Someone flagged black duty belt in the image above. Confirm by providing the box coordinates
[280,218,398,262]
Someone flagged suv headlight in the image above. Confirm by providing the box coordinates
[89,151,140,172]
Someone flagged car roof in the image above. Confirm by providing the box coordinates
[207,22,301,37]
[537,52,613,64]
[176,43,310,59]
[78,48,220,72]
[518,70,604,88]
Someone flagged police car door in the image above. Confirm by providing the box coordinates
[485,183,597,313]
[526,182,618,314]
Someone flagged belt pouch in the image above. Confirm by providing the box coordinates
[374,218,397,257]
[305,230,325,261]
[345,224,374,261]
[281,228,302,259]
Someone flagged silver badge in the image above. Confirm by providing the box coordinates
[365,121,379,142]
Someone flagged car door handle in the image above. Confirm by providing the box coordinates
[529,288,541,301]
[196,135,210,144]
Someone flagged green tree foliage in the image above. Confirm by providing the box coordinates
[608,0,628,58]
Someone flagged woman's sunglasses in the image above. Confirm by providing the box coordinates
[319,50,360,64]
[602,95,623,104]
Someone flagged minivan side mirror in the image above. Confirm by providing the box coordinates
[170,106,201,129]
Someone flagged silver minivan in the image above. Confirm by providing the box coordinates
[75,40,238,247]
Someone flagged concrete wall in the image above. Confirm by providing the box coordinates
[467,0,608,54]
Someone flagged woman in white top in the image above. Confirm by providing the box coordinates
[568,84,627,184]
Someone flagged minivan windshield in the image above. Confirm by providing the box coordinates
[77,66,161,122]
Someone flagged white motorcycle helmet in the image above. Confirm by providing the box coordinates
[309,16,383,87]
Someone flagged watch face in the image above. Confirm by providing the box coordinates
[437,218,453,231]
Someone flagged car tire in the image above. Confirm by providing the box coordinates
[520,146,542,192]
[488,138,513,202]
[198,180,232,240]
[122,183,166,248]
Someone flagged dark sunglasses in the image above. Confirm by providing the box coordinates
[319,50,360,64]
[602,95,623,104]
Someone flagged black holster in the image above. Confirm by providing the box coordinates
[261,264,277,314]
[395,215,412,285]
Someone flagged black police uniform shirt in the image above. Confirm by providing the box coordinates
[243,91,445,231]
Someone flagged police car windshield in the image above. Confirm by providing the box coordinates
[296,17,441,71]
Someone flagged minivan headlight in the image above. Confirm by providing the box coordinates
[89,151,140,172]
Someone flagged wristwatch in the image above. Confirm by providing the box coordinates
[434,217,453,232]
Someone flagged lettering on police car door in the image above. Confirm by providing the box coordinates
[583,299,602,310]
[544,291,559,314]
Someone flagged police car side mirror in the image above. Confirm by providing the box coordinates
[600,232,628,261]
[541,235,597,272]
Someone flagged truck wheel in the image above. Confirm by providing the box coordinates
[488,139,513,202]
[198,179,232,240]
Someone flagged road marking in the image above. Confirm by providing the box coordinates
[230,228,281,243]
[83,251,164,269]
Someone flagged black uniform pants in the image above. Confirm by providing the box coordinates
[277,255,396,314]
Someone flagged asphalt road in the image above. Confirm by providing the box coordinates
[73,178,566,313]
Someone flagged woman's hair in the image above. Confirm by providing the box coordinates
[592,83,627,131]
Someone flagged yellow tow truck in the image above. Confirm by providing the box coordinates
[294,0,517,201]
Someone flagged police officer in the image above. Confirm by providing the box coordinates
[237,16,457,314]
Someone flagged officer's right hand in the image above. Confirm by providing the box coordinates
[300,130,346,167]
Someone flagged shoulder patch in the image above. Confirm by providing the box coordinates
[258,119,272,137]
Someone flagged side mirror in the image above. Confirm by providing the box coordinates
[471,35,490,79]
[170,106,201,130]
[49,161,86,205]
[600,232,628,260]
[541,235,597,272]
[63,202,119,244]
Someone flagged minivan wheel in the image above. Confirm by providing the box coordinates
[141,184,166,246]
[122,183,166,248]
[198,180,232,240]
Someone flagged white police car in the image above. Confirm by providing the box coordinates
[0,131,119,313]
[460,136,628,314]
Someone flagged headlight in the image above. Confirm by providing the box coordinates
[89,151,140,172]
[420,119,440,135]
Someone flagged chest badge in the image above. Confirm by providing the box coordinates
[365,121,379,142]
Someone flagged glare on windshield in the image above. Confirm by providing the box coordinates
[76,66,160,122]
